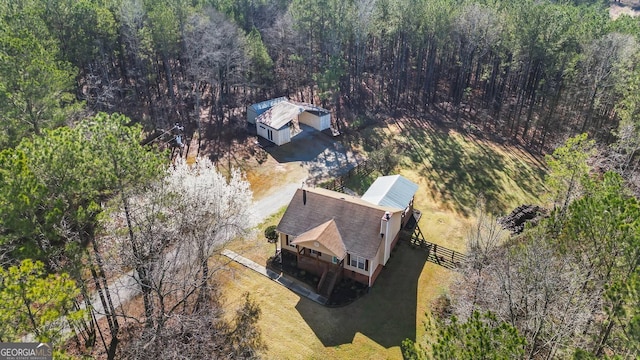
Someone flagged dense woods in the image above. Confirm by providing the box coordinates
[2,0,640,155]
[1,0,640,358]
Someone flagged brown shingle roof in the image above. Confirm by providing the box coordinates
[277,188,399,259]
[290,219,346,259]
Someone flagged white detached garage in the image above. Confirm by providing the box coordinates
[249,98,331,146]
[297,103,331,131]
[246,97,287,125]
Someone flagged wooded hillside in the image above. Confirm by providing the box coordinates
[1,0,640,358]
[2,0,640,154]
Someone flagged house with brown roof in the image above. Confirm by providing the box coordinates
[276,176,418,296]
[246,98,331,145]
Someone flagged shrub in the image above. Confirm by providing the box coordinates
[264,225,278,243]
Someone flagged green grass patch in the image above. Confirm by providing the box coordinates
[382,117,547,217]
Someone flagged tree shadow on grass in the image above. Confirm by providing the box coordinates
[394,116,512,216]
[501,145,548,200]
[295,242,426,348]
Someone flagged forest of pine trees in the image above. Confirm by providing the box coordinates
[2,0,640,154]
[2,0,640,358]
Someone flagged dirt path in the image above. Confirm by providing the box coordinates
[249,176,308,227]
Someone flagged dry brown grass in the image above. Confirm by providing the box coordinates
[610,0,640,19]
[215,245,451,360]
[244,157,307,200]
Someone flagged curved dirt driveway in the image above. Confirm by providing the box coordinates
[250,124,361,225]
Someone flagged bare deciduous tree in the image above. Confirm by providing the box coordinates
[456,202,508,316]
[116,157,253,334]
[119,291,264,360]
[184,9,247,157]
[453,225,596,359]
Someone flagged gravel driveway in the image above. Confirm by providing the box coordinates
[248,124,362,226]
[265,124,361,182]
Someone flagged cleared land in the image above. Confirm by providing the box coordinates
[222,117,547,359]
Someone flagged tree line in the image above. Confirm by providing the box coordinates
[0,113,262,358]
[3,0,640,153]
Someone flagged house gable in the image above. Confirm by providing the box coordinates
[256,101,303,130]
[249,98,332,145]
[277,188,399,260]
[290,219,346,260]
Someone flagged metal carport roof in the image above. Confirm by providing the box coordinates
[361,175,418,210]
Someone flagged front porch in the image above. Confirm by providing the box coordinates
[295,250,336,277]
[270,250,368,306]
[294,248,343,298]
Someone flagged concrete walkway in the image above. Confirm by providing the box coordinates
[221,249,328,305]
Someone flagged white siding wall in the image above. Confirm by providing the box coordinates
[256,124,269,142]
[344,253,371,277]
[382,212,402,264]
[375,241,384,273]
[257,124,291,145]
[299,112,331,131]
[299,112,319,129]
[319,113,331,130]
[274,127,290,145]
[280,232,297,252]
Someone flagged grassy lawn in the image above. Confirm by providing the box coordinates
[373,116,547,218]
[217,242,451,359]
[220,116,548,359]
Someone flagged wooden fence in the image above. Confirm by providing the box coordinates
[318,159,375,193]
[408,224,465,270]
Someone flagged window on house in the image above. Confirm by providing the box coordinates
[350,255,367,270]
[267,129,273,141]
[332,256,338,264]
[310,249,321,256]
[285,235,296,248]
